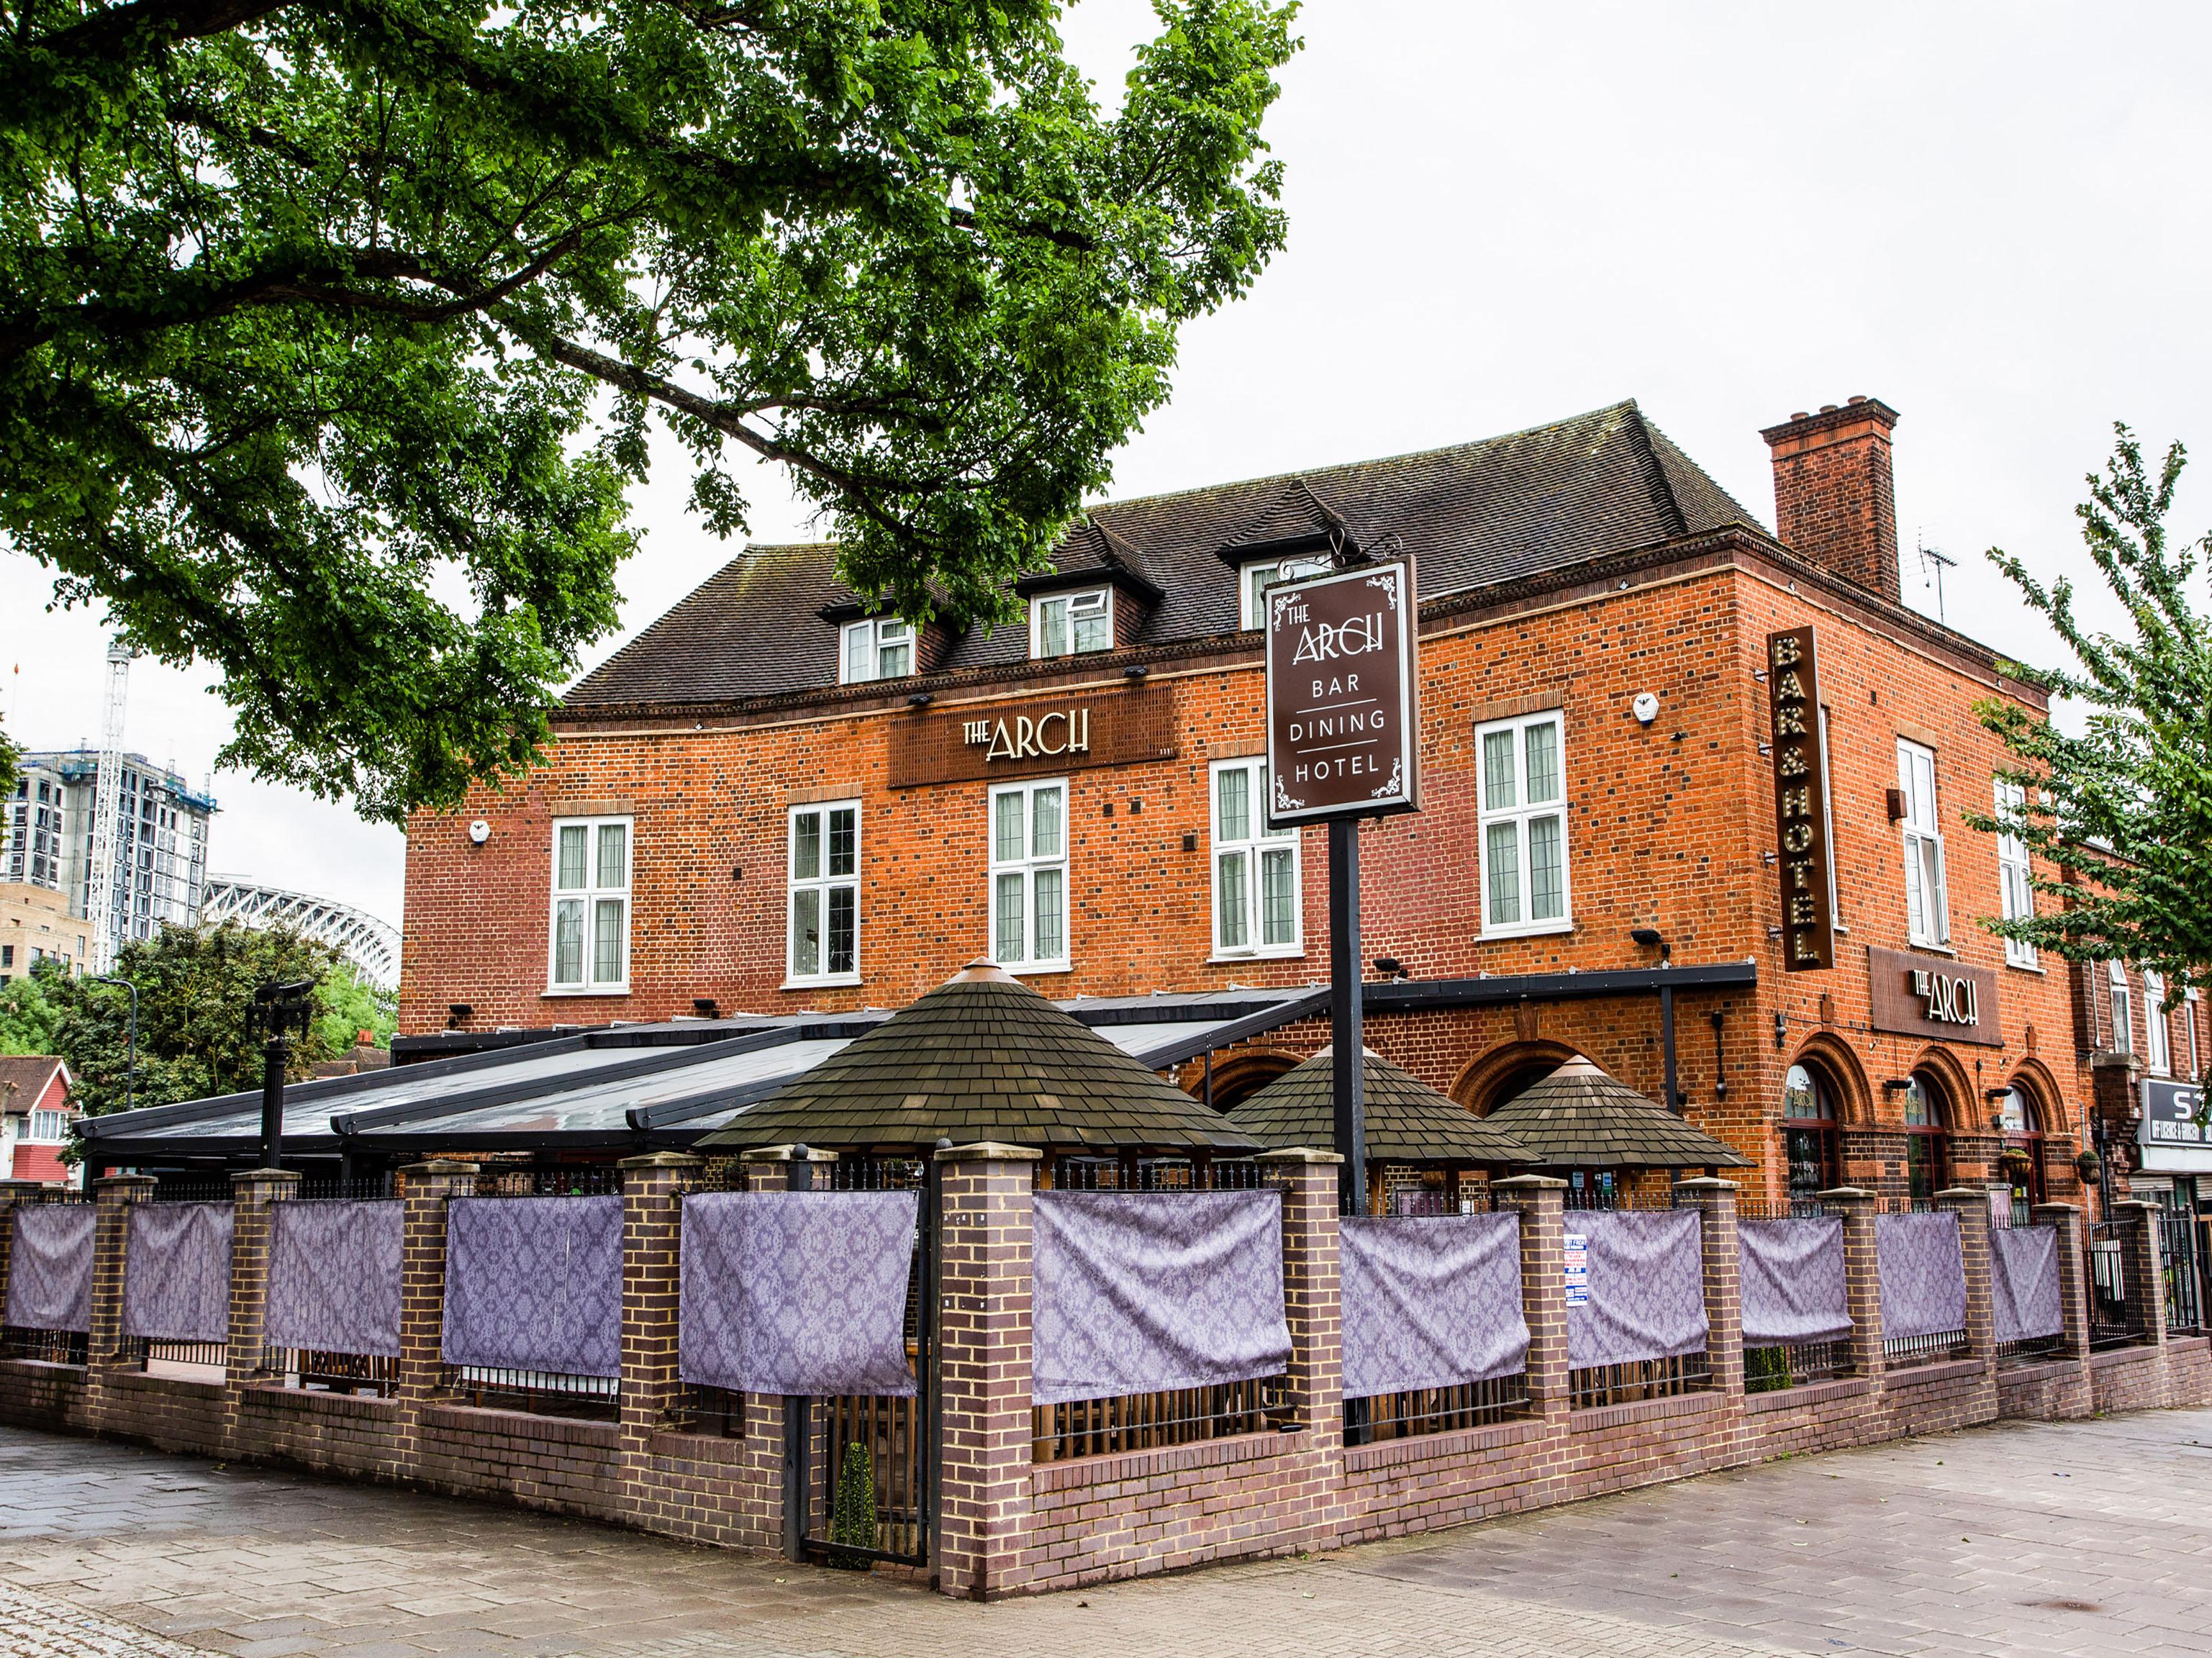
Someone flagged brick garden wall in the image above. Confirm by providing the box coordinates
[4,1154,2207,1602]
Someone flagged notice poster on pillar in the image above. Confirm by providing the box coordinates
[1766,625,1836,971]
[1264,558,1420,827]
[1563,1232,1590,1308]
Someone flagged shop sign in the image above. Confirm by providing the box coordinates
[1264,559,1420,826]
[2139,1077,2211,1167]
[1867,946,2003,1047]
[887,691,1174,788]
[1765,626,1835,971]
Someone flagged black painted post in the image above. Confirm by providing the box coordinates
[1329,819,1367,1215]
[1660,981,1679,1113]
[783,1144,813,1562]
[258,1030,287,1169]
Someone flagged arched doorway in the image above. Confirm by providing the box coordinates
[1998,1081,2046,1215]
[1902,1072,1951,1205]
[1781,1061,1840,1205]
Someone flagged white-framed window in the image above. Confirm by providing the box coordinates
[1239,555,1333,630]
[840,616,912,684]
[1210,758,1300,958]
[2188,988,2203,1079]
[1896,739,1949,946]
[2108,961,2133,1056]
[1993,776,2037,967]
[548,816,631,992]
[1476,710,1570,936]
[988,780,1069,971]
[28,1109,67,1142]
[1030,588,1112,659]
[787,802,860,984]
[2144,968,2172,1074]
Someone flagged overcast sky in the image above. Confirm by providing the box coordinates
[5,0,2207,931]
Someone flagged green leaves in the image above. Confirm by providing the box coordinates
[3,0,1299,820]
[1967,424,2212,995]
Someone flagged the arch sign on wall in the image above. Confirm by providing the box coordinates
[1867,945,2002,1046]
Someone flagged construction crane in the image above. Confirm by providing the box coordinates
[85,638,133,974]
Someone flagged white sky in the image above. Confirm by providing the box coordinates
[4,0,2207,931]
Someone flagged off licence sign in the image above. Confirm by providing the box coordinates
[1264,560,1420,827]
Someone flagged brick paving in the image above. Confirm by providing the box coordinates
[4,1411,2211,1658]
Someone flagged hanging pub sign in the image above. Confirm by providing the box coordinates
[1766,625,1835,971]
[1264,559,1420,827]
[2139,1077,2212,1173]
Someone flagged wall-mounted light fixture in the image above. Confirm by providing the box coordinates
[692,997,719,1019]
[1372,956,1408,980]
[1123,663,1149,681]
[1630,925,1669,963]
[906,691,933,707]
[446,1002,473,1030]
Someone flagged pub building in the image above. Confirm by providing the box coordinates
[399,394,2123,1214]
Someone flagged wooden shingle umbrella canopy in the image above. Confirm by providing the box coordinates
[1228,1048,1535,1167]
[1479,1054,1752,1170]
[695,961,1261,1154]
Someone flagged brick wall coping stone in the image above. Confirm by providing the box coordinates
[1993,1359,2084,1387]
[107,1369,224,1399]
[646,1430,751,1467]
[740,1144,842,1163]
[932,1141,1042,1162]
[1031,1428,1301,1494]
[1815,1186,1875,1200]
[1743,1377,1876,1415]
[1254,1146,1343,1164]
[2089,1346,2164,1374]
[1343,1414,1547,1473]
[93,1174,158,1193]
[0,1358,86,1378]
[1492,1174,1568,1191]
[420,1402,621,1447]
[1570,1391,1725,1435]
[401,1161,480,1177]
[239,1383,402,1422]
[619,1152,704,1170]
[1882,1359,1986,1390]
[1674,1177,1740,1192]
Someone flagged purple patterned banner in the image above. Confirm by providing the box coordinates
[1565,1209,1708,1370]
[442,1196,622,1378]
[1338,1213,1527,1397]
[5,1205,95,1333]
[1031,1191,1290,1408]
[266,1200,404,1359]
[1737,1217,1851,1347]
[1874,1210,1967,1341]
[678,1191,917,1396]
[122,1202,235,1344]
[1989,1223,2062,1344]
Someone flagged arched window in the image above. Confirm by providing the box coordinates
[2144,969,2171,1074]
[1782,1062,1839,1203]
[2108,962,2134,1056]
[1999,1082,2046,1211]
[1902,1074,1949,1204]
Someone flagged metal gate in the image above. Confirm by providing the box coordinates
[2157,1190,2205,1334]
[789,1156,938,1568]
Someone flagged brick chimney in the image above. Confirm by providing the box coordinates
[1759,397,1902,602]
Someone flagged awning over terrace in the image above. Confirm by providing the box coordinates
[78,985,1323,1168]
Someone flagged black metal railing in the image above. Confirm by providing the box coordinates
[1882,1328,1970,1369]
[296,1172,395,1200]
[1744,1338,1848,1392]
[441,1362,619,1417]
[2087,1223,2146,1349]
[1,1326,88,1364]
[1568,1351,1710,1409]
[272,1349,398,1396]
[132,1337,230,1371]
[1995,1333,2064,1367]
[1346,1373,1529,1444]
[679,1384,744,1438]
[1033,1374,1291,1462]
[469,1165,624,1197]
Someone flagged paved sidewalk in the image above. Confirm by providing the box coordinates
[4,1410,2211,1658]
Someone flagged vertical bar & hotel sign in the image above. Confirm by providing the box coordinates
[1767,625,1834,971]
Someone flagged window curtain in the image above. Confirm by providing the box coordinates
[678,1190,918,1397]
[1338,1213,1527,1398]
[1736,1216,1852,1346]
[1030,1191,1290,1407]
[266,1200,404,1359]
[1988,1223,2063,1344]
[122,1202,235,1344]
[4,1205,96,1333]
[1874,1210,1967,1340]
[441,1196,622,1378]
[1564,1210,1708,1370]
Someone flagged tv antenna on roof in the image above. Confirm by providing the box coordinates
[1917,534,1957,625]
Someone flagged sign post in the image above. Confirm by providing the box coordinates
[1265,560,1420,1214]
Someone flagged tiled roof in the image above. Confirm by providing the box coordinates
[1226,1048,1534,1165]
[1480,1056,1752,1171]
[567,400,1762,710]
[0,1056,67,1113]
[694,964,1261,1153]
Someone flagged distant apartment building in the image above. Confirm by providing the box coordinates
[2,750,217,963]
[0,882,89,982]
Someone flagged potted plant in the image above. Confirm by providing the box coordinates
[2075,1149,2103,1184]
[1997,1146,2034,1182]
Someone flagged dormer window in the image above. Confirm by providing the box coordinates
[1032,587,1112,659]
[840,615,912,684]
[1240,555,1332,629]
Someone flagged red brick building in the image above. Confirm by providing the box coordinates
[402,396,2208,1211]
[0,1056,78,1187]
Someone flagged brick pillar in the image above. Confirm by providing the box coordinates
[88,1175,155,1379]
[1258,1149,1341,1452]
[1819,1187,1884,1377]
[2116,1199,2169,1347]
[395,1161,476,1406]
[740,1143,838,1191]
[1935,1187,1997,1367]
[932,1141,1038,1602]
[0,1183,27,1318]
[2032,1202,2091,1363]
[226,1168,302,1387]
[1495,1174,1568,1423]
[617,1152,703,1512]
[1676,1178,1744,1399]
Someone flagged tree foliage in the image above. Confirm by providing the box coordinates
[2,0,1298,823]
[35,920,367,1113]
[0,959,68,1056]
[1967,424,2212,995]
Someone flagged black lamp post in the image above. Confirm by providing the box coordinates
[250,979,317,1171]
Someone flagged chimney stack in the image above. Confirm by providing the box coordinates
[1759,396,1902,602]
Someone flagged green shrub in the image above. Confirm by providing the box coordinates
[828,1442,876,1564]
